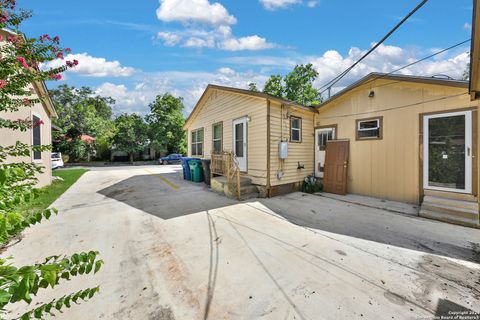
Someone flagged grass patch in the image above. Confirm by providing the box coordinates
[21,168,88,216]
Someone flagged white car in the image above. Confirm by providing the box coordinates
[51,152,64,169]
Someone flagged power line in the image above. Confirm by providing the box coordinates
[319,0,430,94]
[324,38,471,98]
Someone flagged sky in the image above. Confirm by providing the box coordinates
[20,0,474,115]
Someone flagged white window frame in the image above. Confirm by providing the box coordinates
[212,122,223,153]
[191,128,204,156]
[290,116,302,143]
[356,117,382,140]
[423,110,472,194]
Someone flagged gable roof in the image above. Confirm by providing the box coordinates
[470,0,480,100]
[316,73,469,109]
[0,28,57,118]
[183,84,316,129]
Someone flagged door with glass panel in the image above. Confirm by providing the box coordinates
[232,117,247,172]
[315,127,336,178]
[423,111,472,193]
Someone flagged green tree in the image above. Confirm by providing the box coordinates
[263,75,285,99]
[0,1,103,318]
[248,82,258,92]
[112,113,148,162]
[145,93,187,155]
[50,85,116,161]
[263,64,322,106]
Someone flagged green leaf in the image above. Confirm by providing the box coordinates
[78,264,85,275]
[33,306,44,318]
[0,289,12,305]
[94,260,103,274]
[85,263,93,274]
[43,270,57,288]
[55,296,64,310]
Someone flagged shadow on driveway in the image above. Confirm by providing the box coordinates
[257,194,480,264]
[97,172,238,220]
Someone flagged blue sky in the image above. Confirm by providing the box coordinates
[21,0,474,114]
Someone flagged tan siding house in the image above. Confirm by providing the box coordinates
[0,30,57,187]
[315,73,480,227]
[184,74,480,227]
[184,85,316,195]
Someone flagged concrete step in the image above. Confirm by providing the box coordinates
[422,195,478,211]
[421,203,479,220]
[424,189,477,202]
[419,209,480,228]
[211,176,259,200]
[239,185,259,200]
[212,176,252,187]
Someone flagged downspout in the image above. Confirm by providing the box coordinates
[266,99,271,197]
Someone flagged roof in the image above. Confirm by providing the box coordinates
[0,28,57,118]
[183,84,316,129]
[316,73,469,109]
[470,0,480,100]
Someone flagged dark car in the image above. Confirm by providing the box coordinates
[159,154,183,165]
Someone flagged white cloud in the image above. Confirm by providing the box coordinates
[260,0,301,10]
[95,68,268,115]
[155,0,278,51]
[157,31,182,46]
[259,0,317,10]
[95,43,470,115]
[183,36,215,48]
[464,22,472,30]
[43,53,136,77]
[220,35,277,51]
[156,28,278,51]
[308,44,470,96]
[156,0,237,26]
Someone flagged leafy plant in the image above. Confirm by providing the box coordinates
[0,1,103,318]
[145,93,187,155]
[263,64,322,106]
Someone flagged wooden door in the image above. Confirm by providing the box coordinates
[323,140,349,195]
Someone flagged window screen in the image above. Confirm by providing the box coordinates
[32,115,42,160]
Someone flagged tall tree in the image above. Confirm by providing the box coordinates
[112,113,148,162]
[146,93,187,154]
[263,64,322,106]
[263,75,285,98]
[50,85,116,160]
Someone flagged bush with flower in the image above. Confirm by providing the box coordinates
[0,1,103,318]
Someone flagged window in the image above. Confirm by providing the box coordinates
[212,122,223,152]
[356,117,382,140]
[318,129,335,151]
[290,116,302,142]
[191,128,204,156]
[32,115,42,160]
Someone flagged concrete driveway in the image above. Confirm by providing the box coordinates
[5,165,480,319]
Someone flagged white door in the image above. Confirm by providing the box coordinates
[315,127,336,178]
[233,117,247,172]
[423,110,472,194]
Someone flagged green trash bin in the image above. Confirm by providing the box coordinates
[188,160,204,182]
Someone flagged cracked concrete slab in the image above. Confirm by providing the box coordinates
[3,165,480,319]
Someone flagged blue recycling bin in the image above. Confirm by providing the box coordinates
[181,157,200,180]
